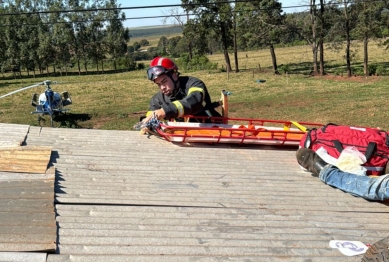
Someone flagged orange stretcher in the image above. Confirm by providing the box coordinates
[155,116,323,146]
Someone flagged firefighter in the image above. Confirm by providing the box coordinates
[142,56,221,124]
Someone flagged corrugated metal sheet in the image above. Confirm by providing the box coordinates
[1,123,389,261]
[0,123,29,147]
[19,125,389,262]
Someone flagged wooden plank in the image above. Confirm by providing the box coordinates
[0,140,56,254]
[0,146,52,174]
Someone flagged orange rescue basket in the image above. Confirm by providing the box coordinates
[155,116,323,146]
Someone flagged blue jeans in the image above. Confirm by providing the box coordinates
[319,165,389,201]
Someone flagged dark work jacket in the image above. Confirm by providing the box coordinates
[148,76,221,121]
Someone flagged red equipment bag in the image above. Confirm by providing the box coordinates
[300,123,389,176]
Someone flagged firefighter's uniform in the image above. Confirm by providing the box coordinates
[146,76,221,122]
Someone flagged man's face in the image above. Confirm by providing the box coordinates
[154,73,176,96]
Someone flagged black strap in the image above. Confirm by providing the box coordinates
[333,140,343,153]
[333,140,377,160]
[365,142,377,160]
[381,131,389,148]
[322,123,337,133]
[304,129,313,148]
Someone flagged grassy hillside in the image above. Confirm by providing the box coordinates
[208,41,389,75]
[0,40,388,131]
[128,25,182,46]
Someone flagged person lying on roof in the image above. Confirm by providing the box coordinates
[296,148,389,201]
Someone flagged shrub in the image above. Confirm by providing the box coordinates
[333,67,344,76]
[278,64,290,74]
[177,54,218,72]
[368,64,377,75]
[352,67,364,76]
[376,65,386,76]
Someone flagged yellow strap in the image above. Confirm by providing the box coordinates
[146,111,153,117]
[172,101,184,117]
[291,121,308,132]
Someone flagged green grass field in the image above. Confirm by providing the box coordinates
[1,40,389,131]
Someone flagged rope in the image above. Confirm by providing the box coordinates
[133,113,162,136]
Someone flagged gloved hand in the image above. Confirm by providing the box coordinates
[142,108,166,124]
[133,111,163,136]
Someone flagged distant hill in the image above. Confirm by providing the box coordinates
[128,25,183,38]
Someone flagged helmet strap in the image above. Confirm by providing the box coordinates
[167,71,180,97]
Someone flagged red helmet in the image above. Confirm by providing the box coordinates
[147,57,178,81]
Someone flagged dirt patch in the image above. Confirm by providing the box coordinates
[92,117,113,129]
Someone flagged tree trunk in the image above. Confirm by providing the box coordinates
[84,59,88,74]
[220,22,232,72]
[319,39,325,75]
[344,0,352,77]
[345,27,351,77]
[310,0,319,76]
[223,49,232,73]
[363,36,369,76]
[96,58,99,73]
[269,44,279,74]
[233,32,239,73]
[186,11,193,60]
[233,3,239,73]
[77,59,81,75]
[311,44,318,76]
[319,0,325,76]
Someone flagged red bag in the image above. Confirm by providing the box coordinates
[300,123,389,176]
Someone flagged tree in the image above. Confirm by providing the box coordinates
[285,2,321,75]
[182,19,210,56]
[139,39,149,46]
[133,42,141,51]
[157,36,168,55]
[237,0,285,74]
[167,36,182,57]
[162,7,192,59]
[3,1,24,78]
[352,0,384,76]
[127,46,135,53]
[182,0,233,72]
[66,0,91,75]
[103,0,130,72]
[343,0,353,77]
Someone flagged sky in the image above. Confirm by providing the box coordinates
[117,0,308,29]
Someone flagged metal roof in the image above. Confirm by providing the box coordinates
[1,123,389,261]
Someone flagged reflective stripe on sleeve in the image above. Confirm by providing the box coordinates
[188,87,206,107]
[188,87,204,100]
[172,101,184,117]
